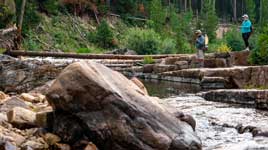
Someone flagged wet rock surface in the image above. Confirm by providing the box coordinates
[0,55,65,94]
[46,61,202,150]
[164,95,268,150]
[199,89,268,110]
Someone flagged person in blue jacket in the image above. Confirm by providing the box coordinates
[195,30,205,68]
[241,14,252,51]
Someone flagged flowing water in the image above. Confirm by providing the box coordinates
[142,79,268,150]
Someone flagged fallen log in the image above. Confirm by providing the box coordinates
[4,50,187,60]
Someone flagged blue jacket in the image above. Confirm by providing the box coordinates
[196,35,205,49]
[241,20,252,33]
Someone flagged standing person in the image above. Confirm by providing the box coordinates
[241,14,252,51]
[195,30,205,68]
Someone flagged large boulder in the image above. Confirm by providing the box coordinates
[46,61,201,150]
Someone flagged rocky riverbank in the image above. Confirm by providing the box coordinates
[1,53,268,150]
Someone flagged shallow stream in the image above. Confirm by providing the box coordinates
[142,79,268,150]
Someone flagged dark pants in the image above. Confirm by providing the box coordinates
[242,32,251,48]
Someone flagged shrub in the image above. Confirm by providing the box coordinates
[0,4,14,28]
[95,20,115,49]
[41,0,59,15]
[249,34,268,65]
[76,48,91,53]
[122,28,161,55]
[143,56,155,64]
[15,0,42,33]
[161,38,177,54]
[216,43,232,53]
[224,28,244,51]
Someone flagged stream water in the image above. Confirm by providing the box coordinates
[141,79,268,150]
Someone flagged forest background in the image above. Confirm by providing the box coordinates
[1,0,268,64]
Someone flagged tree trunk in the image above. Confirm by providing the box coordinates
[189,0,192,11]
[260,0,263,25]
[233,0,237,22]
[184,0,187,11]
[212,0,216,12]
[18,0,26,29]
[200,0,203,13]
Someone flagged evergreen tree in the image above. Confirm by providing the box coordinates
[245,0,256,23]
[96,20,115,48]
[149,0,166,32]
[201,0,218,41]
[259,0,268,30]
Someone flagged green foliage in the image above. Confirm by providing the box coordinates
[15,0,42,33]
[224,28,244,51]
[42,0,59,15]
[149,0,166,32]
[113,0,137,15]
[201,0,218,41]
[260,0,268,29]
[216,43,232,53]
[161,38,177,54]
[122,28,161,55]
[95,20,115,49]
[143,56,155,64]
[22,15,96,52]
[245,0,256,23]
[0,4,14,28]
[249,33,268,65]
[23,30,42,51]
[76,48,91,53]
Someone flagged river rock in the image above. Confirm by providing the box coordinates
[153,64,177,73]
[199,89,268,109]
[0,96,30,112]
[130,77,148,95]
[7,107,36,129]
[0,141,17,150]
[54,143,71,150]
[175,61,189,70]
[46,61,201,150]
[0,91,9,101]
[143,64,154,73]
[230,50,250,66]
[0,55,64,93]
[43,133,61,145]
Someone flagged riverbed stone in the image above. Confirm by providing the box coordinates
[201,77,230,89]
[199,89,268,109]
[143,64,154,73]
[175,61,189,70]
[230,50,250,66]
[0,55,65,93]
[0,96,30,113]
[153,64,177,73]
[46,61,202,150]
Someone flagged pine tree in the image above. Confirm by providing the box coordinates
[245,0,256,23]
[149,0,166,32]
[260,0,268,30]
[201,0,218,41]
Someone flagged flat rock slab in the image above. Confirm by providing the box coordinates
[46,61,202,150]
[199,89,268,109]
[160,66,268,89]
